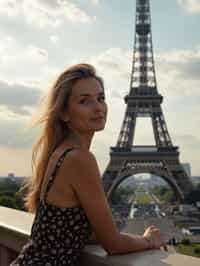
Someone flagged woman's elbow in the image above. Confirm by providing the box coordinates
[105,248,119,256]
[94,231,122,255]
[102,240,122,256]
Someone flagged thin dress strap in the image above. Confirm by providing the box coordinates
[41,147,74,206]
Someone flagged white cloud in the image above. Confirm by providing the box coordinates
[0,36,48,67]
[178,0,200,14]
[0,118,32,148]
[0,0,96,28]
[0,80,41,116]
[0,0,21,17]
[49,35,59,44]
[90,0,100,5]
[155,48,200,98]
[0,34,61,90]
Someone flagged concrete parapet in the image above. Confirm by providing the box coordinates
[82,245,200,266]
[0,206,199,266]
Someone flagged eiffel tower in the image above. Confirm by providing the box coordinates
[102,0,193,202]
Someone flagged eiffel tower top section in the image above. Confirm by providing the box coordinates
[117,0,173,148]
[129,0,158,97]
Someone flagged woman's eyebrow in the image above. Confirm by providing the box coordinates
[77,92,104,97]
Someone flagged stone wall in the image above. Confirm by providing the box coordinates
[0,206,199,266]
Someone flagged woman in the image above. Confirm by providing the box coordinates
[11,64,166,266]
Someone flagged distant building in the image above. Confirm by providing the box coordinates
[179,204,199,216]
[191,176,200,186]
[7,172,15,182]
[188,226,200,235]
[182,163,191,177]
[8,173,15,178]
[0,176,29,184]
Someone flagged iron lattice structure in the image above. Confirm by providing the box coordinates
[102,0,193,202]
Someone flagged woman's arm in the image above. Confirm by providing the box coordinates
[61,149,165,255]
[87,231,98,244]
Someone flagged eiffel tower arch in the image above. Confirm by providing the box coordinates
[102,0,193,202]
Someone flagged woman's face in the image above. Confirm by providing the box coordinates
[63,78,107,135]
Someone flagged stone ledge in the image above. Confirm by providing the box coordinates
[82,245,200,266]
[0,206,200,266]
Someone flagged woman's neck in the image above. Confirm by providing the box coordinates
[66,130,94,150]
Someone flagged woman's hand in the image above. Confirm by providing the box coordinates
[143,225,167,251]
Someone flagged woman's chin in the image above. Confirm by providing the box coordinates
[94,124,106,132]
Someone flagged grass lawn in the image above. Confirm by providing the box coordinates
[135,193,151,204]
[177,243,200,258]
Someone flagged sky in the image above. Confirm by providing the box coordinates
[0,0,200,177]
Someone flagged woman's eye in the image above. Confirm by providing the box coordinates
[98,96,105,102]
[79,99,87,104]
[79,96,105,105]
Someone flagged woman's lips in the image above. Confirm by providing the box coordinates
[91,116,105,121]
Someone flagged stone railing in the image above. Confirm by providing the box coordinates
[0,206,199,266]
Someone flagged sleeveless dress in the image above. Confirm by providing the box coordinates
[10,148,92,266]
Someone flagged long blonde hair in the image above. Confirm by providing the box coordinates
[25,63,104,213]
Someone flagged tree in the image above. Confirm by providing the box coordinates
[181,238,191,245]
[194,248,200,254]
[0,179,27,211]
[0,195,17,208]
[162,190,174,202]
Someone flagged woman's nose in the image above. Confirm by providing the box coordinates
[93,100,103,110]
[94,101,107,117]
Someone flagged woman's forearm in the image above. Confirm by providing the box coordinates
[107,232,149,255]
[87,230,150,253]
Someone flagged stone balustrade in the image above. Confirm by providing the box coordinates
[0,206,199,266]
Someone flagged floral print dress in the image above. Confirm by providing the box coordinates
[10,148,92,266]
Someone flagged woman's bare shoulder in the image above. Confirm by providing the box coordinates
[64,147,97,166]
[60,147,99,176]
